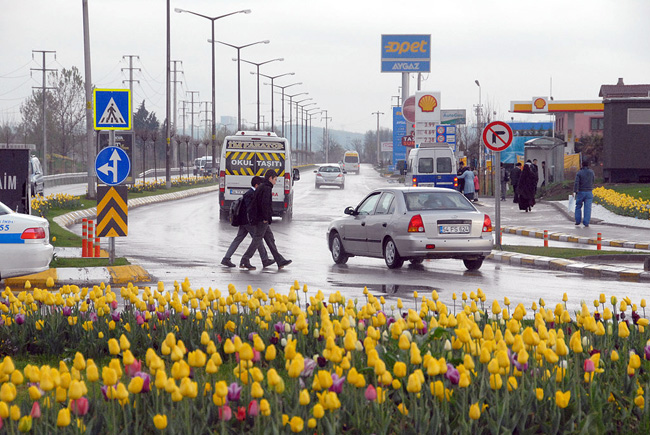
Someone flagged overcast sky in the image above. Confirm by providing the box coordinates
[1,0,649,137]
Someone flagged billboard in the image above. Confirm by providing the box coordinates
[381,34,431,73]
[392,106,407,164]
[441,109,467,125]
[0,149,29,213]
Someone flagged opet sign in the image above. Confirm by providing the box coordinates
[381,34,431,73]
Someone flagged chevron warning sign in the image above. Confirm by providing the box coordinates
[96,185,128,237]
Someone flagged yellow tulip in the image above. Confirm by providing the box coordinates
[299,389,310,405]
[68,380,84,400]
[260,399,271,416]
[107,338,120,355]
[312,403,324,419]
[102,367,117,386]
[393,362,407,378]
[128,377,144,394]
[57,408,71,427]
[289,416,304,433]
[153,414,168,430]
[0,383,16,402]
[555,390,570,408]
[536,388,544,401]
[469,402,481,420]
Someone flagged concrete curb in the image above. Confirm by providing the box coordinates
[3,265,152,289]
[53,185,218,228]
[487,250,650,282]
[501,225,650,251]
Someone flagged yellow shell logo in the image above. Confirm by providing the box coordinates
[534,98,547,110]
[418,94,438,112]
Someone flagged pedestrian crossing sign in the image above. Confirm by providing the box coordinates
[94,89,131,130]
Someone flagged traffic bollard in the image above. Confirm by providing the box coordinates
[94,233,100,257]
[87,220,94,258]
[597,232,602,250]
[82,218,88,257]
[544,230,548,248]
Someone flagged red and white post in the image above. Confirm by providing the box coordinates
[544,230,548,248]
[597,232,602,250]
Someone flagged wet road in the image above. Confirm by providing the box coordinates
[81,164,650,312]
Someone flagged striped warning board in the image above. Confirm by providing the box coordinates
[224,151,285,176]
[96,185,128,237]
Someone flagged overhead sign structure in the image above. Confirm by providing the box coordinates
[95,146,131,186]
[381,34,431,73]
[94,89,131,130]
[482,121,514,152]
[96,185,128,237]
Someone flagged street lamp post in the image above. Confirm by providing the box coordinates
[321,110,331,163]
[211,39,270,131]
[294,98,313,164]
[270,83,302,136]
[475,79,483,179]
[300,102,317,162]
[283,92,309,149]
[238,58,283,130]
[175,7,251,180]
[305,107,320,161]
[258,72,294,132]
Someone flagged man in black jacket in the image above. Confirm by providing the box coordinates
[221,176,274,268]
[239,169,292,270]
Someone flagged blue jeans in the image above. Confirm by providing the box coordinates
[575,191,593,225]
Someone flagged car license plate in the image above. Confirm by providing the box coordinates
[229,188,247,195]
[439,225,470,234]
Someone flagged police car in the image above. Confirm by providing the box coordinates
[0,201,54,280]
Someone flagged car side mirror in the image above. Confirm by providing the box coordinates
[293,168,301,181]
[313,170,317,173]
[344,206,356,216]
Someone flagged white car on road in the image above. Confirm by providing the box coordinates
[0,201,54,280]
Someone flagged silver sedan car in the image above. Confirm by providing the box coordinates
[0,201,53,280]
[314,164,345,189]
[327,187,493,270]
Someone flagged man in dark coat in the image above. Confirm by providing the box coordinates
[516,162,538,212]
[510,162,522,203]
[221,176,273,268]
[239,169,292,270]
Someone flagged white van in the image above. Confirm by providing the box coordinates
[342,151,360,174]
[403,143,457,189]
[219,131,300,222]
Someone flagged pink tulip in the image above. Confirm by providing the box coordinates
[136,315,144,326]
[365,384,377,401]
[111,300,118,310]
[584,359,595,373]
[125,359,142,377]
[71,397,89,416]
[219,405,232,421]
[248,400,259,417]
[30,402,41,419]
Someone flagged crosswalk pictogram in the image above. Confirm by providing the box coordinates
[99,98,126,125]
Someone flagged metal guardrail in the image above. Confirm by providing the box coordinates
[43,173,88,188]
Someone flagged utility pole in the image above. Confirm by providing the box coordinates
[321,110,331,163]
[180,100,187,136]
[186,91,199,141]
[82,0,95,199]
[372,111,384,165]
[31,50,56,176]
[171,60,183,167]
[201,101,212,149]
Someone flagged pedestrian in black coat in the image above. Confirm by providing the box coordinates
[510,162,522,203]
[516,163,538,212]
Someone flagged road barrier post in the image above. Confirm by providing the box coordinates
[597,232,602,251]
[544,230,548,248]
[82,218,88,257]
[94,232,100,258]
[88,220,94,258]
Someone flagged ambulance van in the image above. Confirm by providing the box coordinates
[219,131,300,222]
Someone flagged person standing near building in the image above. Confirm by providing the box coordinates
[500,163,509,201]
[541,161,547,187]
[510,162,522,203]
[517,162,538,212]
[460,167,475,201]
[574,160,595,227]
[239,169,292,270]
[221,176,274,268]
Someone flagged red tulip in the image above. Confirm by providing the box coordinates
[30,402,41,419]
[71,397,89,416]
[365,384,377,401]
[236,406,246,421]
[248,400,259,417]
[219,405,232,421]
[584,359,595,373]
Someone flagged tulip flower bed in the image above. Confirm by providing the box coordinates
[594,186,650,220]
[1,280,650,433]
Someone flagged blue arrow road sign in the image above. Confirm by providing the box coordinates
[94,89,131,130]
[95,146,130,186]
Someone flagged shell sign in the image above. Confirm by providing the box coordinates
[532,96,549,113]
[418,94,438,112]
[415,91,441,123]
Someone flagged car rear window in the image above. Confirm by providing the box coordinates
[344,155,359,163]
[319,166,340,173]
[404,191,475,211]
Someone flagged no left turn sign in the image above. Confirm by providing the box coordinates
[482,121,513,152]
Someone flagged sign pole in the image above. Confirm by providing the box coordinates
[494,151,501,250]
[109,130,116,265]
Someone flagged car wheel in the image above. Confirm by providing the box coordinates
[219,208,229,221]
[463,257,484,271]
[315,183,319,189]
[409,258,423,265]
[282,207,293,223]
[330,232,349,264]
[340,184,345,190]
[383,238,403,269]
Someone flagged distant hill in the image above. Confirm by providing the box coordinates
[285,125,366,151]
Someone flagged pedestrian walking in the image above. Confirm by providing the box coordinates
[221,176,275,269]
[500,163,509,201]
[472,167,480,202]
[574,160,595,227]
[541,161,547,187]
[516,162,538,212]
[510,162,522,203]
[239,169,292,270]
[457,163,468,192]
[460,167,475,201]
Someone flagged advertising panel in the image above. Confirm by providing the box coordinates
[441,109,467,125]
[381,34,431,73]
[392,106,407,164]
[0,149,29,213]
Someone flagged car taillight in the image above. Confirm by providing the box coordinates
[454,176,458,188]
[21,227,46,239]
[316,173,323,177]
[482,214,493,232]
[284,173,290,194]
[412,177,417,187]
[219,170,225,192]
[337,173,342,177]
[408,214,425,233]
